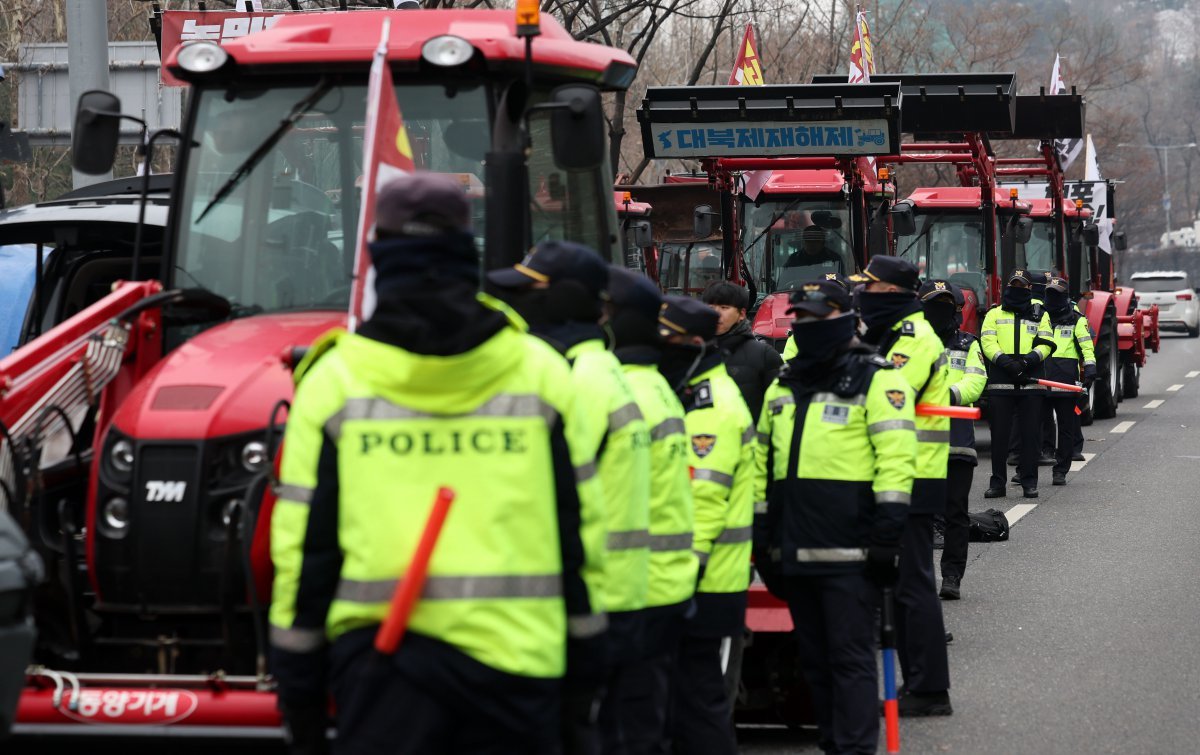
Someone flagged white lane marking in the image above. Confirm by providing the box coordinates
[1070,453,1096,473]
[1167,384,1184,392]
[1006,503,1038,525]
[1177,456,1200,460]
[1145,399,1165,409]
[1111,421,1136,434]
[1187,371,1199,378]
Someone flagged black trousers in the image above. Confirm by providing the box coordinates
[989,392,1045,488]
[785,573,879,755]
[667,633,737,755]
[1007,402,1056,457]
[1048,396,1081,475]
[941,460,973,582]
[895,511,950,695]
[330,630,558,755]
[601,607,683,755]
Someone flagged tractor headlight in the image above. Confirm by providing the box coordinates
[110,439,135,474]
[177,41,229,74]
[101,497,130,538]
[241,440,268,473]
[421,36,474,68]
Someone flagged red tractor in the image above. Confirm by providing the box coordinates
[3,7,635,739]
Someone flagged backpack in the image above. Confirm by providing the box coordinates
[967,508,1010,542]
[0,509,41,738]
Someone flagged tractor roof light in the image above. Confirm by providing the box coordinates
[421,35,475,68]
[878,167,891,181]
[1075,198,1085,210]
[177,41,229,74]
[1009,188,1019,200]
[515,0,541,37]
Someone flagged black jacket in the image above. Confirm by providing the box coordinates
[715,319,783,421]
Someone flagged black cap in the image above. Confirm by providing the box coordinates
[658,295,719,340]
[862,255,920,292]
[919,278,962,306]
[1046,276,1068,293]
[487,240,609,298]
[787,279,853,318]
[1008,269,1034,286]
[375,172,471,236]
[609,266,663,319]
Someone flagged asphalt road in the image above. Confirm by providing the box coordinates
[740,331,1200,754]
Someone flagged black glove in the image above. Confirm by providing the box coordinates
[281,702,331,755]
[995,354,1024,379]
[1022,352,1043,370]
[864,544,901,587]
[1083,364,1097,388]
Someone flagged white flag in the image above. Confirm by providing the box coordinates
[1084,134,1112,254]
[1049,54,1083,171]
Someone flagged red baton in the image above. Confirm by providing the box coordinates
[1036,378,1085,393]
[374,486,456,655]
[915,404,982,420]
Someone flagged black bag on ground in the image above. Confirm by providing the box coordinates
[968,508,1010,542]
[0,509,42,739]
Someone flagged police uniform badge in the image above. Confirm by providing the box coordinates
[901,321,916,336]
[886,390,907,410]
[934,281,948,291]
[891,352,910,368]
[691,434,717,458]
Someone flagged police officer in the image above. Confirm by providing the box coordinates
[488,243,652,755]
[607,268,698,753]
[754,279,918,754]
[1008,271,1058,467]
[856,255,953,717]
[918,281,986,601]
[269,173,607,754]
[981,269,1054,498]
[657,296,755,755]
[1042,276,1096,486]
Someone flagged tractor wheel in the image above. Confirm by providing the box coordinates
[1122,361,1140,399]
[1080,386,1094,426]
[1092,309,1119,420]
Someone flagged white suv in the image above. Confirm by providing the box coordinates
[1130,271,1200,338]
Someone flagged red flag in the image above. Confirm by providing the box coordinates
[349,18,416,330]
[728,26,764,86]
[848,10,876,84]
[728,26,771,198]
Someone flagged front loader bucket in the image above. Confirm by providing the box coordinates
[812,72,1017,136]
[637,82,903,160]
[1004,93,1086,141]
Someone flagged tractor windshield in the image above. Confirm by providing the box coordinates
[742,198,852,296]
[1019,218,1059,274]
[899,213,987,299]
[177,81,489,314]
[658,242,724,295]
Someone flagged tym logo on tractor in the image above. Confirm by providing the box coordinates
[144,481,187,503]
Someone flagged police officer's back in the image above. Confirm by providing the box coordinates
[490,244,652,754]
[607,268,698,752]
[754,279,918,754]
[270,174,607,754]
[658,296,755,755]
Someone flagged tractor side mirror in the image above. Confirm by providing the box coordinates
[1013,216,1033,244]
[889,201,916,236]
[693,205,718,238]
[1112,230,1128,251]
[631,220,653,249]
[548,85,605,171]
[1081,221,1100,246]
[72,90,123,175]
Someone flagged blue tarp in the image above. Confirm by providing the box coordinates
[0,245,36,355]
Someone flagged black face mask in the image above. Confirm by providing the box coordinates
[859,291,921,331]
[790,313,857,366]
[659,342,707,392]
[922,300,961,342]
[1003,286,1033,311]
[1044,288,1072,316]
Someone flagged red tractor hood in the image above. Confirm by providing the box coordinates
[111,312,346,440]
[752,291,794,342]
